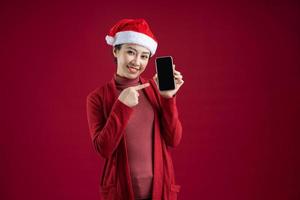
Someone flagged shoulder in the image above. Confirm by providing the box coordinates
[86,82,111,104]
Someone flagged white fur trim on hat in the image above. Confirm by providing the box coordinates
[105,31,158,56]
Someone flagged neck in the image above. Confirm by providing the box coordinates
[114,73,140,90]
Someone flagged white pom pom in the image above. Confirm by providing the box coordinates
[105,35,114,45]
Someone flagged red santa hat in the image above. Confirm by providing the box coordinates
[105,18,158,56]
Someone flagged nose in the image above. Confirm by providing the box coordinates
[132,55,141,66]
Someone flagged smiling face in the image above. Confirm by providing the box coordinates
[113,43,151,79]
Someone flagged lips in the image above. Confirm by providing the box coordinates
[127,65,139,73]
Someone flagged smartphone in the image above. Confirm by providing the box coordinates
[155,56,175,91]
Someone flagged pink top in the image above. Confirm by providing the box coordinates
[114,74,154,199]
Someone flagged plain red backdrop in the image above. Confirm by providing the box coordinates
[1,0,299,199]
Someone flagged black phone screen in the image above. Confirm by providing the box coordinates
[155,56,175,91]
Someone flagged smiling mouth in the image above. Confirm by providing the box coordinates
[127,65,139,73]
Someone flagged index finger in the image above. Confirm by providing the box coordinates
[133,83,150,91]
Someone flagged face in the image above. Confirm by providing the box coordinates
[113,43,151,79]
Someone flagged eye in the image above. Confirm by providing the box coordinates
[141,55,149,59]
[127,50,135,55]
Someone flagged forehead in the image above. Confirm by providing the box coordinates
[123,43,150,54]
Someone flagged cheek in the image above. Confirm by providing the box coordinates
[124,54,134,62]
[140,62,148,71]
[119,56,129,66]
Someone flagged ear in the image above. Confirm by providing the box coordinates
[112,47,118,57]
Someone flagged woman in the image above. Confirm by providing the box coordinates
[86,18,184,200]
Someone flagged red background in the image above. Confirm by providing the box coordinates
[1,0,299,199]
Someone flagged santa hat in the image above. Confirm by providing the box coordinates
[105,18,158,56]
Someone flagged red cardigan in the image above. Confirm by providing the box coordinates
[86,76,182,200]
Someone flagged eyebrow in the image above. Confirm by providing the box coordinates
[126,46,150,55]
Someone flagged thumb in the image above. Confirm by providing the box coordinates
[153,74,158,82]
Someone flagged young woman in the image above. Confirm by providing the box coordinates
[86,18,184,200]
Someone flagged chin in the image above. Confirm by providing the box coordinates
[126,73,139,79]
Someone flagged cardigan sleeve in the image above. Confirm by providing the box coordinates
[159,95,183,148]
[86,91,133,158]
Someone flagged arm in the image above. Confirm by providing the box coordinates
[86,92,133,159]
[151,64,184,147]
[159,95,183,148]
